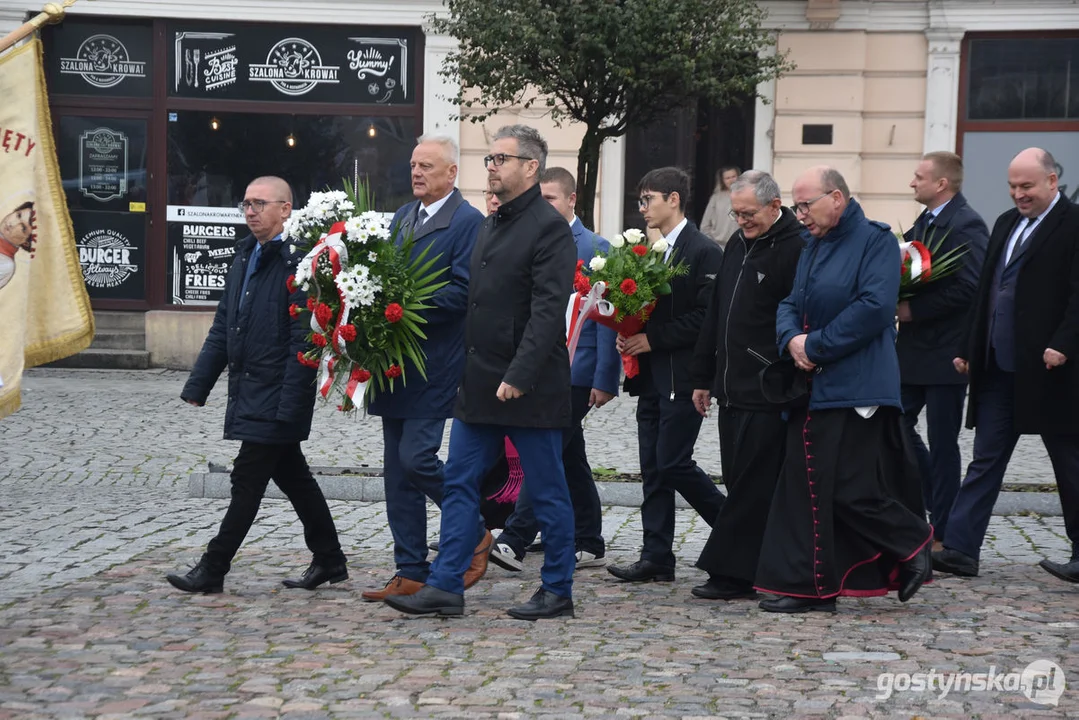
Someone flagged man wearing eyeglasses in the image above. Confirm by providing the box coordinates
[607,167,726,584]
[689,170,804,601]
[168,175,347,594]
[384,125,579,620]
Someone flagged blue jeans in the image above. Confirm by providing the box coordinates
[382,417,483,582]
[427,420,575,597]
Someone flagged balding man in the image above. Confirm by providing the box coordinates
[168,176,347,594]
[754,167,933,613]
[934,148,1079,582]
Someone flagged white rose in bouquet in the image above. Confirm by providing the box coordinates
[623,228,645,245]
[609,233,625,249]
[589,256,607,272]
[651,239,668,254]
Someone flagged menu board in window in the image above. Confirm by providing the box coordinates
[57,116,148,213]
[165,205,247,306]
[166,21,416,104]
[72,211,145,300]
[43,20,153,97]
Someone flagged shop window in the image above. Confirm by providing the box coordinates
[968,38,1079,120]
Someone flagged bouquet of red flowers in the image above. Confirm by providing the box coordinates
[284,181,447,411]
[566,228,687,378]
[897,226,968,301]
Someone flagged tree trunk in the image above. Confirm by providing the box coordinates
[575,128,604,232]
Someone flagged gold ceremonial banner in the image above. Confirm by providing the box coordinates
[0,39,94,419]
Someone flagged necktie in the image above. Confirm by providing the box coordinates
[417,207,429,227]
[239,242,262,309]
[663,240,673,263]
[1006,219,1034,264]
[914,210,930,239]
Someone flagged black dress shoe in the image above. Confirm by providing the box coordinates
[282,562,348,590]
[383,584,464,617]
[691,577,757,600]
[428,540,440,552]
[166,562,224,594]
[931,547,979,577]
[759,595,836,614]
[506,587,575,620]
[1039,558,1079,583]
[607,559,675,583]
[898,543,932,602]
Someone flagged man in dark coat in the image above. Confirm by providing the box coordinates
[607,167,726,583]
[689,170,803,600]
[167,175,346,594]
[934,147,1079,581]
[384,125,578,620]
[897,152,988,549]
[361,135,489,603]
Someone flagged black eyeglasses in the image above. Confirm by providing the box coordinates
[483,153,533,168]
[638,193,670,209]
[728,207,763,221]
[792,192,831,216]
[239,199,288,213]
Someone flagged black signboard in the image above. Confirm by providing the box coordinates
[58,116,148,214]
[43,20,153,97]
[72,211,146,300]
[165,206,246,305]
[167,21,416,104]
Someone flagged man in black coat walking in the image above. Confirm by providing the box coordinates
[383,125,579,620]
[167,175,346,594]
[934,148,1079,581]
[608,167,726,583]
[689,170,804,600]
[898,152,988,549]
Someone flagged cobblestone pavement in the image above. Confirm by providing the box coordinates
[1,369,1076,719]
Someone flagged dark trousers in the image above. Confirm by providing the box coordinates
[203,441,345,573]
[382,417,467,583]
[944,360,1079,561]
[428,420,575,597]
[637,391,725,567]
[901,383,967,541]
[497,386,605,556]
[696,407,787,585]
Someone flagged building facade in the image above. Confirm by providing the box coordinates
[1,0,1077,366]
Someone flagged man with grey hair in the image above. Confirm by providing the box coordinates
[688,170,804,600]
[361,133,489,603]
[385,124,579,620]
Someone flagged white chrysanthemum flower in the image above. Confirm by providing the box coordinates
[344,216,364,240]
[608,234,625,249]
[651,239,668,254]
[589,256,606,271]
[368,252,378,262]
[623,228,645,245]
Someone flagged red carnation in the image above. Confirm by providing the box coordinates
[384,364,403,379]
[289,303,300,319]
[314,303,334,327]
[384,303,404,323]
[306,297,317,311]
[574,272,592,294]
[339,324,357,342]
[296,351,318,368]
[631,244,648,257]
[311,333,328,347]
[286,274,297,292]
[356,368,372,383]
[576,258,585,270]
[620,278,638,295]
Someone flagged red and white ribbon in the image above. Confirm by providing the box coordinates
[344,367,367,405]
[899,240,933,282]
[298,221,349,335]
[565,281,616,366]
[318,355,336,399]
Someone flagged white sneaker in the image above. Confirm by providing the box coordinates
[489,543,524,572]
[575,550,606,569]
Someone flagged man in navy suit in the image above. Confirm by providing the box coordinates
[934,147,1079,581]
[897,152,988,549]
[488,167,621,572]
[360,135,490,603]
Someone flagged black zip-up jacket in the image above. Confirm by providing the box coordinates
[624,221,723,399]
[689,207,804,410]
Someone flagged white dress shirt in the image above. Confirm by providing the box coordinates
[419,191,453,225]
[1004,191,1060,265]
[661,217,688,262]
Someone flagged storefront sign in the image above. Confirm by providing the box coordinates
[168,22,414,104]
[165,205,246,305]
[45,22,153,97]
[72,211,145,300]
[78,127,128,202]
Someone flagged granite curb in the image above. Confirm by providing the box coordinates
[189,470,1064,516]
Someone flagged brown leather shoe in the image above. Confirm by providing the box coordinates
[463,530,494,589]
[360,575,423,602]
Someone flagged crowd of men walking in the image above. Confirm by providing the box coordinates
[165,124,1079,620]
